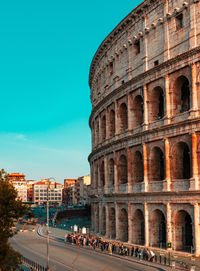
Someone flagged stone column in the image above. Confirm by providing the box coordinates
[105,203,110,238]
[91,203,95,232]
[127,148,132,193]
[114,151,118,193]
[189,2,197,49]
[104,155,109,194]
[106,107,109,140]
[128,203,133,243]
[115,101,119,139]
[97,159,101,191]
[115,203,120,240]
[143,143,148,192]
[144,202,149,247]
[191,63,198,116]
[128,93,133,132]
[163,0,170,61]
[164,74,171,125]
[194,203,200,256]
[99,201,103,234]
[166,203,172,250]
[143,15,148,71]
[190,133,199,190]
[164,138,171,191]
[143,84,149,129]
[128,41,132,80]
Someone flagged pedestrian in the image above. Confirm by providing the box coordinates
[138,248,142,260]
[150,250,155,262]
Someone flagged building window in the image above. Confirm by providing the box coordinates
[176,13,183,30]
[134,40,140,55]
[154,60,159,66]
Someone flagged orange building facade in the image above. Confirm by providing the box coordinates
[89,0,200,256]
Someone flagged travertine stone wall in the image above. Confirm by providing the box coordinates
[89,0,200,256]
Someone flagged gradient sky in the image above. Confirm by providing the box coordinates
[0,0,141,183]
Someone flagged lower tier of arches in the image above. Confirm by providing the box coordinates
[91,201,200,256]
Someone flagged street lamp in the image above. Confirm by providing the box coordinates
[46,177,56,271]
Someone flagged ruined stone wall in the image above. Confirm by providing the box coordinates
[89,0,200,256]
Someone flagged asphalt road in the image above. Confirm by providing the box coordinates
[10,228,167,271]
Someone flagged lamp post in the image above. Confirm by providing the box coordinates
[46,177,56,271]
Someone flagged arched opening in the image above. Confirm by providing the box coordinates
[100,161,105,187]
[95,119,99,145]
[108,158,114,187]
[133,95,144,127]
[92,122,95,147]
[118,155,127,184]
[102,207,106,235]
[101,115,106,142]
[172,142,191,180]
[95,205,99,233]
[133,151,144,183]
[109,110,115,138]
[174,210,193,252]
[173,76,190,114]
[119,208,128,242]
[119,103,128,132]
[151,209,166,248]
[109,208,116,239]
[133,209,145,245]
[94,164,98,189]
[149,147,165,181]
[149,87,164,122]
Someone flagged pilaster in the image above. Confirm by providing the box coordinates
[127,148,132,193]
[114,151,118,193]
[144,202,149,247]
[194,203,200,256]
[190,133,199,190]
[142,143,148,192]
[167,203,172,250]
[128,203,133,243]
[164,138,171,191]
[143,84,149,129]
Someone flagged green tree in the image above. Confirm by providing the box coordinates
[0,169,29,270]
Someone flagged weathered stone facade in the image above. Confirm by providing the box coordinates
[88,0,200,255]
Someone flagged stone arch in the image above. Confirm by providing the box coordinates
[95,204,99,233]
[94,162,98,189]
[149,86,164,122]
[133,95,144,127]
[118,154,128,184]
[109,109,115,137]
[101,115,106,142]
[95,119,99,145]
[102,206,106,235]
[100,160,105,187]
[133,151,144,183]
[149,147,165,182]
[133,209,145,245]
[119,103,128,132]
[173,210,193,251]
[108,158,114,187]
[172,142,191,179]
[173,75,190,114]
[109,207,116,239]
[119,208,128,242]
[150,209,166,248]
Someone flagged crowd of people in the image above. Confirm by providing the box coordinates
[64,233,155,262]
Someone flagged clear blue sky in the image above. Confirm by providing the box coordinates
[0,0,141,183]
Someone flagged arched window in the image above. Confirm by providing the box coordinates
[149,87,165,122]
[118,155,127,184]
[100,161,105,187]
[133,151,144,183]
[133,95,144,128]
[173,76,190,115]
[119,103,128,132]
[108,158,114,187]
[101,115,106,142]
[109,110,115,137]
[149,147,165,181]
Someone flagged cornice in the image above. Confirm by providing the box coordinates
[88,0,164,88]
[89,46,200,127]
[88,116,200,162]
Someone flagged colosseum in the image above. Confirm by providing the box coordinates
[88,0,200,256]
